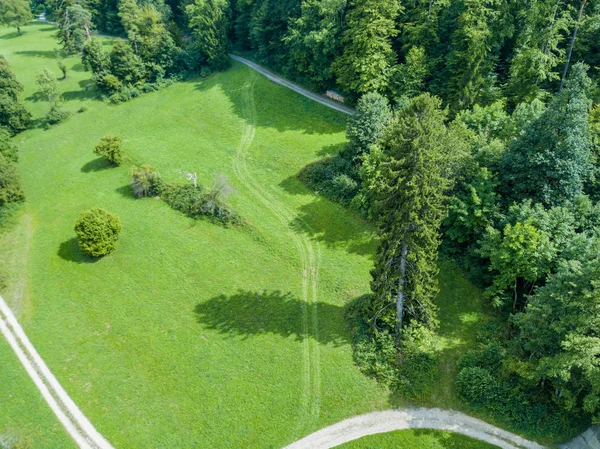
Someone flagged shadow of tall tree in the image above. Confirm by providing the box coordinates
[194,290,349,346]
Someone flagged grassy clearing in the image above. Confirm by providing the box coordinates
[0,23,496,449]
[0,337,76,449]
[334,429,499,449]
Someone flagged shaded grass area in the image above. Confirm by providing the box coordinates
[334,429,499,448]
[0,337,76,449]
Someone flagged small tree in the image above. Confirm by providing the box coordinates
[74,208,122,257]
[0,56,31,134]
[93,135,125,165]
[57,60,67,79]
[36,68,60,104]
[346,92,393,161]
[0,0,32,35]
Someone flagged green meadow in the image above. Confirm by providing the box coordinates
[0,23,495,448]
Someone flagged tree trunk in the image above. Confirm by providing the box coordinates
[513,277,525,310]
[17,26,21,35]
[395,239,409,341]
[133,37,139,56]
[559,0,587,92]
[84,23,91,40]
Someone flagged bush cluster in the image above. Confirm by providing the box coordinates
[298,156,360,207]
[456,342,585,440]
[161,183,241,226]
[130,165,163,198]
[74,208,122,257]
[346,294,439,399]
[45,105,71,125]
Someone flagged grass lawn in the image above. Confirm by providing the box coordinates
[0,337,76,449]
[334,429,499,449]
[0,23,496,449]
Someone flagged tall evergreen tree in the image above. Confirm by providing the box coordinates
[362,94,465,337]
[500,62,593,206]
[333,0,400,98]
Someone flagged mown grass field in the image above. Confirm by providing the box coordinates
[335,429,499,449]
[0,23,496,448]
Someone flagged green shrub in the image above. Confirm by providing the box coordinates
[130,165,163,198]
[456,367,501,406]
[161,182,241,226]
[0,154,24,207]
[45,105,71,125]
[0,129,18,162]
[99,73,122,92]
[93,135,125,166]
[74,208,122,257]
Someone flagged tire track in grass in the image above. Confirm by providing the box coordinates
[232,77,321,439]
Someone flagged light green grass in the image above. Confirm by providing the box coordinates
[334,429,499,449]
[0,337,76,449]
[0,23,495,449]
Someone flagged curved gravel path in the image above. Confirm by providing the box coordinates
[229,55,355,116]
[283,409,546,449]
[0,294,115,449]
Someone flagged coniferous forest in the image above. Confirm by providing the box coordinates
[3,0,600,443]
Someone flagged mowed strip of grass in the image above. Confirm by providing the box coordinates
[0,337,77,449]
[1,23,388,449]
[334,429,499,449]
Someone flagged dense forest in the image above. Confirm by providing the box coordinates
[2,0,600,441]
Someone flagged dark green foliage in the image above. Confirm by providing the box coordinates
[346,92,392,160]
[109,41,145,85]
[0,56,30,134]
[0,129,18,163]
[500,63,594,207]
[333,0,400,97]
[186,0,230,70]
[391,46,429,99]
[363,94,466,334]
[82,38,110,75]
[130,164,163,198]
[0,153,24,207]
[347,294,439,399]
[0,0,32,35]
[456,367,501,406]
[74,208,122,257]
[93,135,125,166]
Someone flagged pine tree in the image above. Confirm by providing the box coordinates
[333,0,400,98]
[500,62,593,206]
[362,94,465,338]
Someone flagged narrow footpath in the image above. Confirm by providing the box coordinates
[0,294,115,449]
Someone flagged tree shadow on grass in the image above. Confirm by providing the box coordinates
[15,50,56,59]
[194,290,349,346]
[193,62,348,135]
[81,158,112,173]
[278,185,375,257]
[57,238,99,264]
[0,31,21,40]
[25,92,44,103]
[115,184,135,199]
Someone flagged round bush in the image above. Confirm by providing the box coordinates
[74,208,122,257]
[93,135,125,166]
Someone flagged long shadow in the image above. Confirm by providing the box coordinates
[193,61,348,135]
[25,92,45,102]
[115,184,135,199]
[0,31,21,40]
[81,158,113,173]
[57,238,99,264]
[15,50,56,59]
[194,290,349,346]
[282,188,375,257]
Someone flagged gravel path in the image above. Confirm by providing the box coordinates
[229,55,355,116]
[283,409,547,449]
[0,294,115,449]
